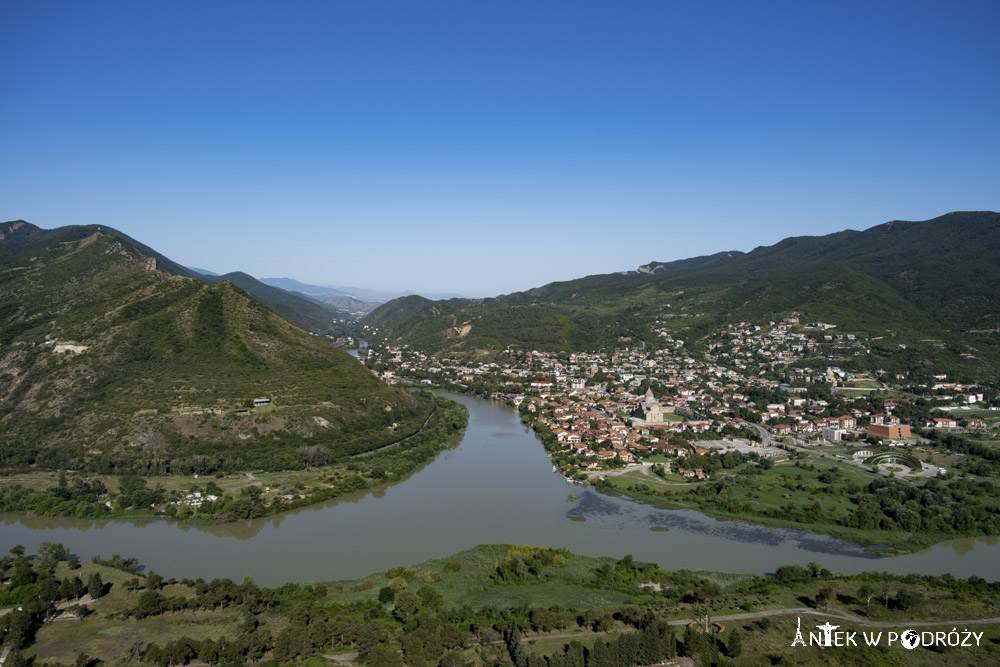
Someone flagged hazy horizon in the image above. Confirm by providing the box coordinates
[3,1,998,296]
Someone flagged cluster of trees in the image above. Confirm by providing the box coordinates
[129,574,283,620]
[492,546,571,584]
[841,477,1000,535]
[504,617,678,667]
[0,544,105,664]
[0,476,114,519]
[144,617,272,666]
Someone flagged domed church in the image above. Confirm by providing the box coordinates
[631,388,665,425]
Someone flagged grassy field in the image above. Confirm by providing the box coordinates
[595,451,986,555]
[26,561,243,665]
[324,545,640,611]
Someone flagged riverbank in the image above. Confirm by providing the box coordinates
[511,400,1000,557]
[0,395,468,526]
[4,390,1000,585]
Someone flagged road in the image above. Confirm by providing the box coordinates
[665,606,1000,628]
[320,606,1000,666]
[747,424,940,480]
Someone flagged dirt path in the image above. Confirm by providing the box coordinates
[665,606,1000,628]
[354,407,439,458]
[314,606,1000,667]
[0,594,95,619]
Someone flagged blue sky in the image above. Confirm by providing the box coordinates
[2,1,998,297]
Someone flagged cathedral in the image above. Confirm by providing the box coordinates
[630,388,666,425]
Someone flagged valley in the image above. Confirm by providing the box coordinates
[2,214,1000,666]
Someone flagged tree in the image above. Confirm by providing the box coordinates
[38,541,70,567]
[118,474,147,497]
[727,628,743,658]
[857,583,875,608]
[417,585,444,612]
[392,591,420,624]
[146,571,164,591]
[896,588,922,611]
[134,590,167,618]
[88,572,105,598]
[378,586,396,604]
[815,587,834,609]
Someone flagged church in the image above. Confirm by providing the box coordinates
[630,388,667,425]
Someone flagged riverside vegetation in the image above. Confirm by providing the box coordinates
[521,407,1000,557]
[2,543,999,666]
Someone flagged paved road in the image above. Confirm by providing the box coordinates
[748,424,940,480]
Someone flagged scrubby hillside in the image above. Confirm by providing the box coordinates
[0,222,451,474]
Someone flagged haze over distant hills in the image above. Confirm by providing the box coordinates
[260,277,467,302]
[360,211,1000,378]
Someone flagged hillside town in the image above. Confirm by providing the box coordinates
[359,318,998,475]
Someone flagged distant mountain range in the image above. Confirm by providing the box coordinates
[259,277,467,302]
[361,211,1000,378]
[0,219,441,472]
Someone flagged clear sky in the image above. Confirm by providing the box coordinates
[2,1,998,297]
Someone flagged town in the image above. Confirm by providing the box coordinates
[357,316,1000,551]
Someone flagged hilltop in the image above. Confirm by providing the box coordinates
[0,221,352,335]
[0,221,461,475]
[361,211,1000,377]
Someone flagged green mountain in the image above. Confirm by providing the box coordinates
[0,221,348,334]
[198,271,350,333]
[0,221,449,474]
[361,211,1000,376]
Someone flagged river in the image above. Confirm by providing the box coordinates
[2,392,998,585]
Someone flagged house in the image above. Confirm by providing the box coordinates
[654,443,688,457]
[870,413,899,426]
[834,416,857,429]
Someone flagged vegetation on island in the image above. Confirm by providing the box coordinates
[3,543,999,666]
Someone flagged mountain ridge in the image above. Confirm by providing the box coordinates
[0,222,448,473]
[1,221,348,334]
[360,211,1000,377]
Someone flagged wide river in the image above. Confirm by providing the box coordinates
[3,392,998,585]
